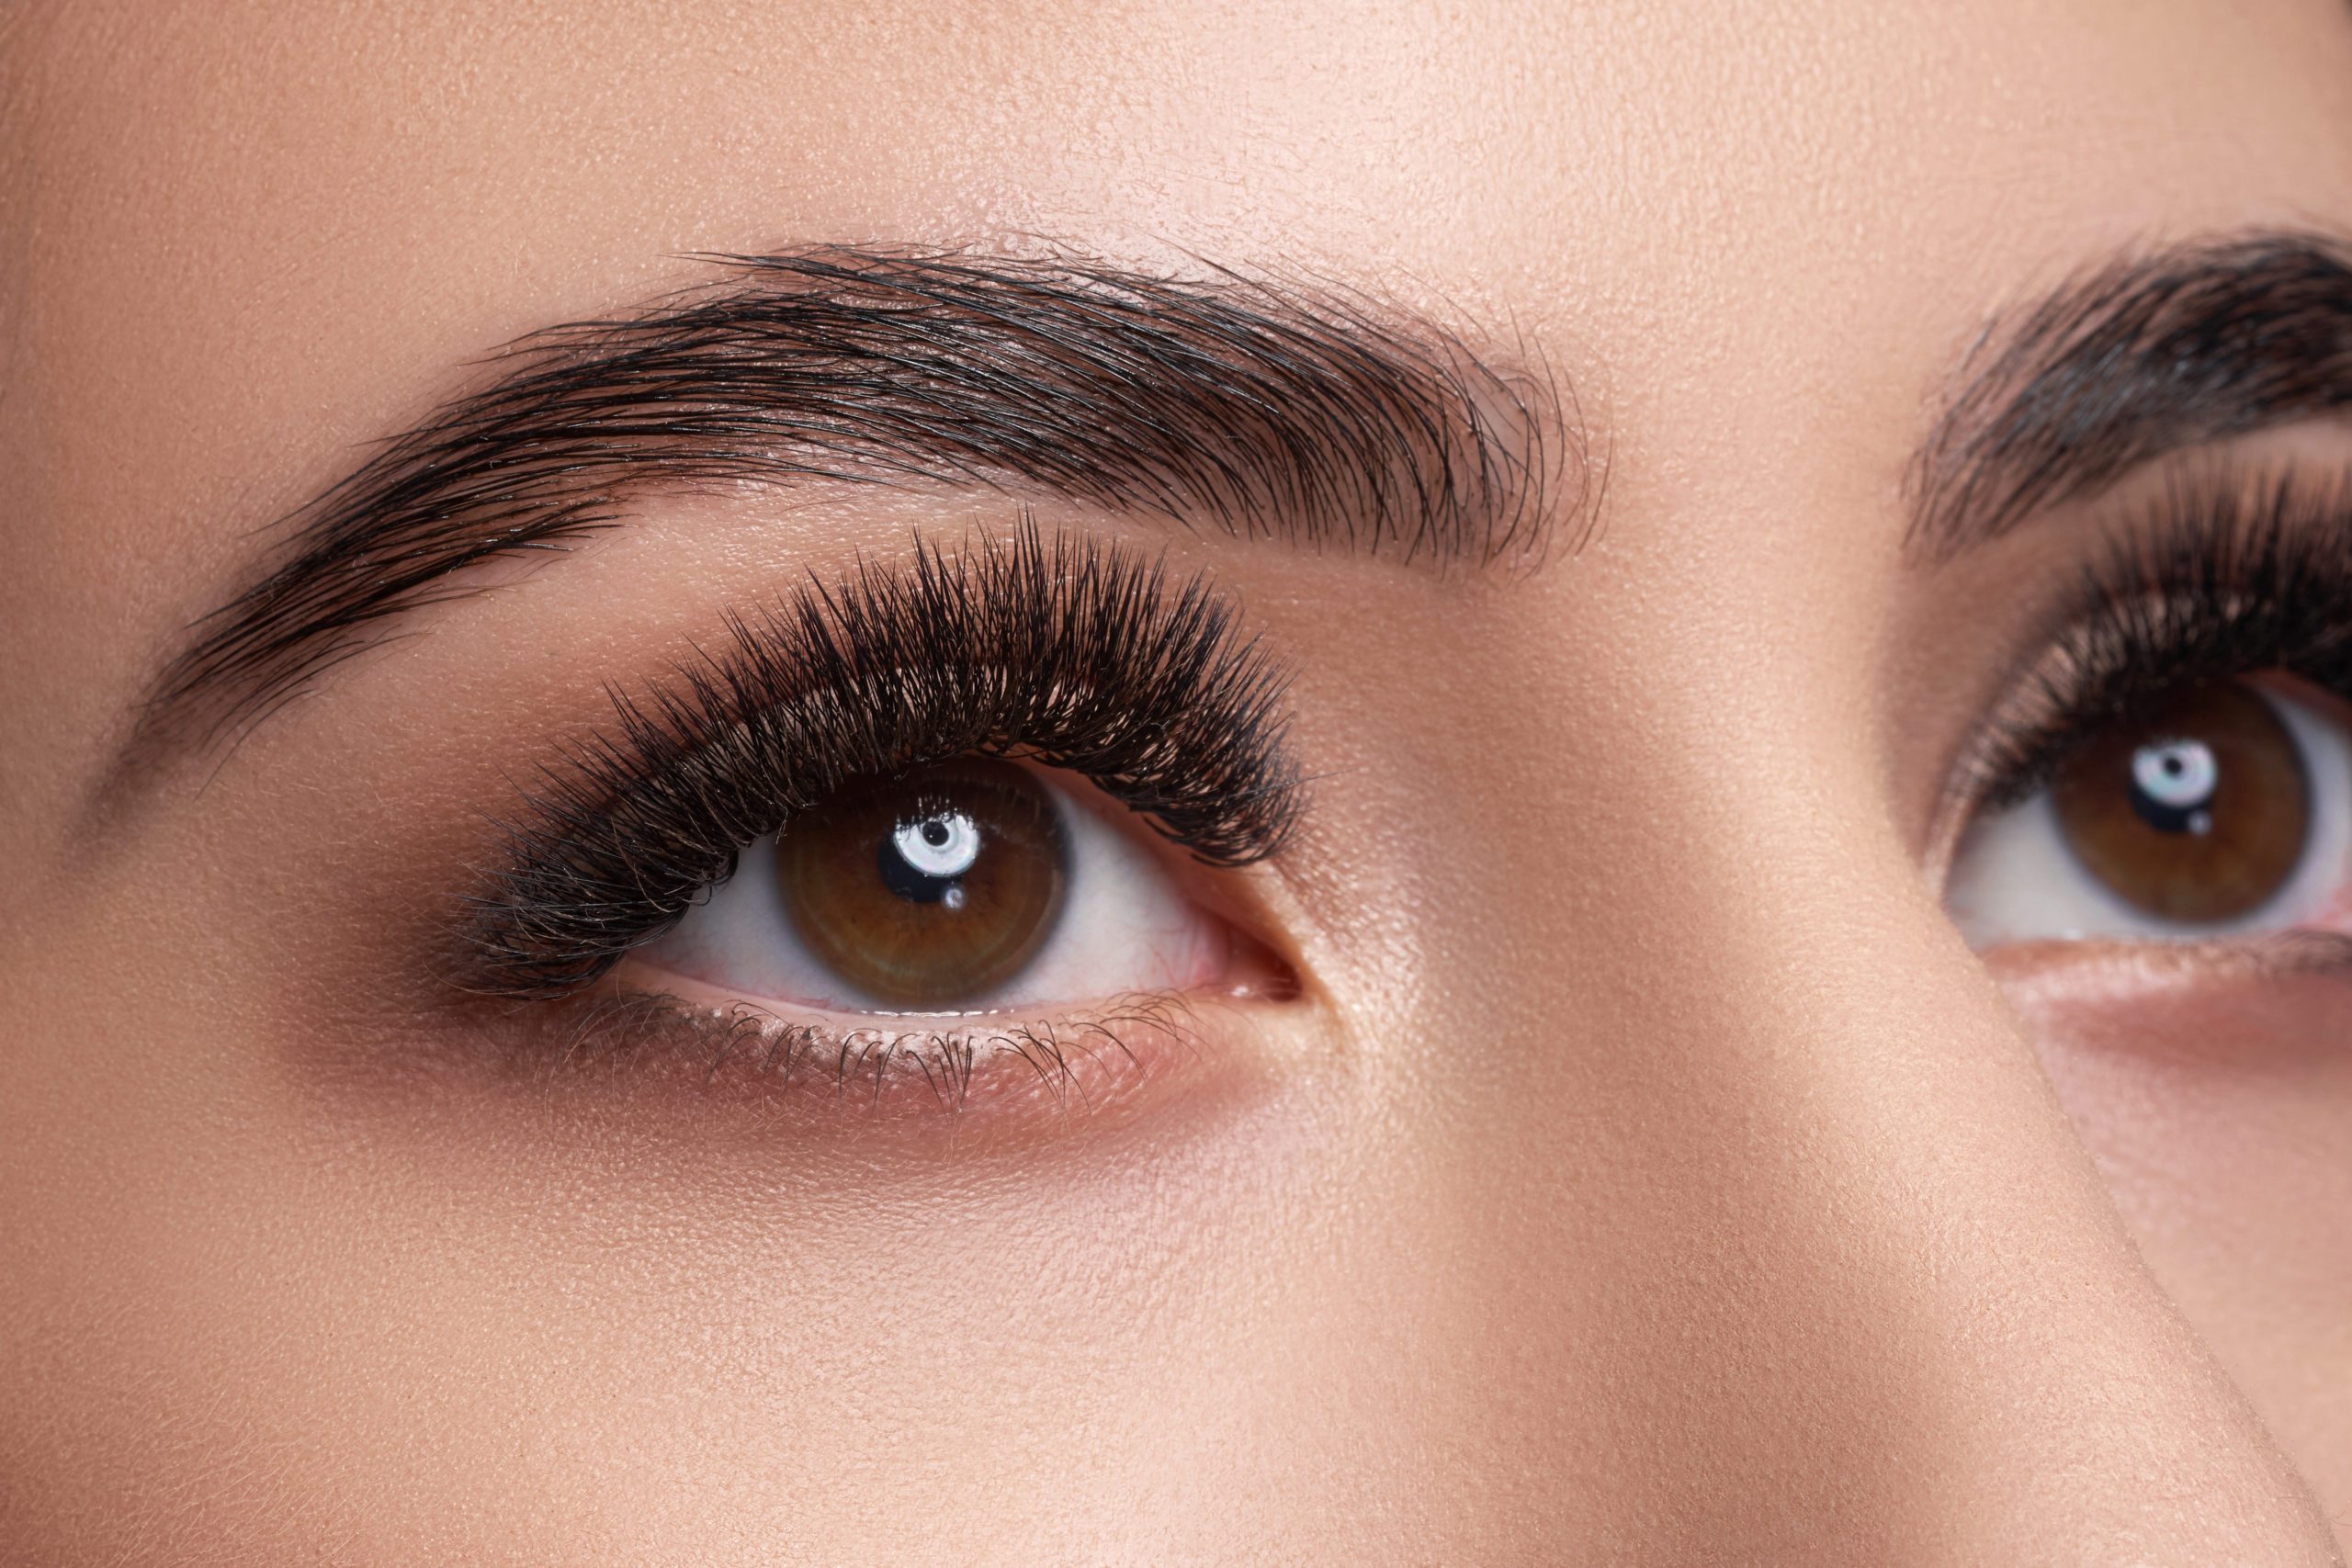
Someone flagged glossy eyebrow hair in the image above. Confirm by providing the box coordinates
[119,245,1572,784]
[1910,230,2352,559]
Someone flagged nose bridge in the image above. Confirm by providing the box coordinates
[1453,704,2340,1559]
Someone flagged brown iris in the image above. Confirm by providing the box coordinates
[775,758,1069,1009]
[2049,681,2310,924]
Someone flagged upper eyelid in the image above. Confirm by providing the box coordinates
[455,521,1305,999]
[1937,461,2352,842]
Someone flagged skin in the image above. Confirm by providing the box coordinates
[4,0,2352,1561]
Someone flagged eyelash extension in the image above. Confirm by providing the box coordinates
[127,245,1566,783]
[459,519,1301,1000]
[1956,462,2352,818]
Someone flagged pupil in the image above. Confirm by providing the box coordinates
[2046,681,2312,926]
[775,759,1070,1009]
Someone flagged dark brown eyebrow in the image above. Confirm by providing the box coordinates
[1909,230,2352,560]
[118,245,1574,791]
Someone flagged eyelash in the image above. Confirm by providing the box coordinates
[458,520,1302,1003]
[1955,462,2352,821]
[451,463,2341,1050]
[532,987,1211,1112]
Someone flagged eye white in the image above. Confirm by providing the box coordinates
[1946,684,2352,948]
[636,771,1224,1013]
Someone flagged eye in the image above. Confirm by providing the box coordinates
[1948,679,2352,946]
[631,758,1235,1013]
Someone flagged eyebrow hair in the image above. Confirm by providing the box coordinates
[120,245,1572,784]
[1909,230,2352,559]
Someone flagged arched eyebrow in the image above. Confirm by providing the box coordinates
[115,245,1574,793]
[1909,229,2352,560]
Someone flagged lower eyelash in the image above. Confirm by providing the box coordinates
[504,987,1210,1116]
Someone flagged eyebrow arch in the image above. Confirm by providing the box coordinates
[117,244,1573,789]
[1908,229,2352,560]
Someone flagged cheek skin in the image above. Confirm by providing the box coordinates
[1996,945,2352,1510]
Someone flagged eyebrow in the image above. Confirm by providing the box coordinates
[1909,230,2352,559]
[119,245,1572,784]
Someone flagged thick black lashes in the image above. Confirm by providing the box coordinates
[458,522,1301,1000]
[1962,465,2352,818]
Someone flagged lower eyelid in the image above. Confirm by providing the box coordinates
[492,978,1238,1124]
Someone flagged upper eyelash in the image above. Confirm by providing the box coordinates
[458,519,1302,1000]
[1957,461,2352,818]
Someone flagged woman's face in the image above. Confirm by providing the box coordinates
[7,2,2352,1560]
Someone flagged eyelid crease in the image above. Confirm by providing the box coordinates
[1946,460,2352,830]
[457,517,1303,1001]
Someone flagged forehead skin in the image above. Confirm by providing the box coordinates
[6,1,2352,1562]
[5,1,2350,815]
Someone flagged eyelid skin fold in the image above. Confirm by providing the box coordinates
[457,518,1304,1000]
[1943,461,2352,841]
